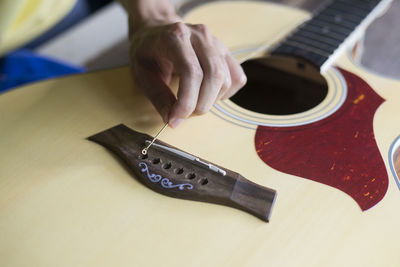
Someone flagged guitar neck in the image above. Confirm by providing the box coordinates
[271,0,390,72]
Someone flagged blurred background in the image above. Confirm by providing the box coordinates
[0,0,399,93]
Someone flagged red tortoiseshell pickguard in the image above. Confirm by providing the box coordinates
[255,68,388,211]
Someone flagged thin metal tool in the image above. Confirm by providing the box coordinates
[144,140,227,176]
[141,122,169,155]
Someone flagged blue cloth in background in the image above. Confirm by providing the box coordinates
[0,0,113,93]
[0,0,90,93]
[0,50,85,93]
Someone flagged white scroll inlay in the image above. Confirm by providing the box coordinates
[139,162,194,190]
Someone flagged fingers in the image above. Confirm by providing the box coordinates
[194,55,227,114]
[131,59,176,123]
[190,25,227,115]
[187,24,246,114]
[218,54,247,100]
[169,23,246,124]
[130,21,247,128]
[163,23,203,127]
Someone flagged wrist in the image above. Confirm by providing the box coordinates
[130,15,182,33]
[127,1,182,34]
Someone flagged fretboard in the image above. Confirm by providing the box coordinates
[271,0,388,72]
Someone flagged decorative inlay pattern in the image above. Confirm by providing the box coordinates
[139,162,194,190]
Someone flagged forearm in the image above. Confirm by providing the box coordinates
[118,0,180,33]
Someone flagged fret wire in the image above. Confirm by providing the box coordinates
[336,0,374,12]
[272,0,383,69]
[337,0,379,11]
[316,11,361,26]
[295,29,343,46]
[273,45,327,67]
[302,24,347,41]
[329,2,371,18]
[287,35,337,53]
[337,0,375,11]
[277,44,327,64]
[328,3,369,19]
[312,18,355,34]
[282,40,331,57]
[313,14,357,31]
[288,33,338,49]
[322,9,364,24]
[308,19,354,35]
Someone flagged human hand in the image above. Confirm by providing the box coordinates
[129,21,247,128]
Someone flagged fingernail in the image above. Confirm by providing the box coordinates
[169,118,184,128]
[159,106,171,124]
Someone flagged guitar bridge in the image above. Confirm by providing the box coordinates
[88,124,277,222]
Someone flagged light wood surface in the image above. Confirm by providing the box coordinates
[1,1,400,266]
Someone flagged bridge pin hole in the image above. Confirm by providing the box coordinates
[162,162,172,169]
[186,173,196,180]
[200,178,208,186]
[139,154,148,160]
[152,158,161,164]
[174,168,184,174]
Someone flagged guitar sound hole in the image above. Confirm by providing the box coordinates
[230,56,328,115]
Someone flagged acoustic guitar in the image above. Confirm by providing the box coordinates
[1,0,400,266]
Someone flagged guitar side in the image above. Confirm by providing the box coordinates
[1,1,400,267]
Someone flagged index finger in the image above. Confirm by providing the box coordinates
[164,24,204,127]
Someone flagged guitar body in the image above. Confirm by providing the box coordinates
[1,1,400,266]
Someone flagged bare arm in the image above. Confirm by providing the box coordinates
[120,0,247,127]
[119,0,179,31]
